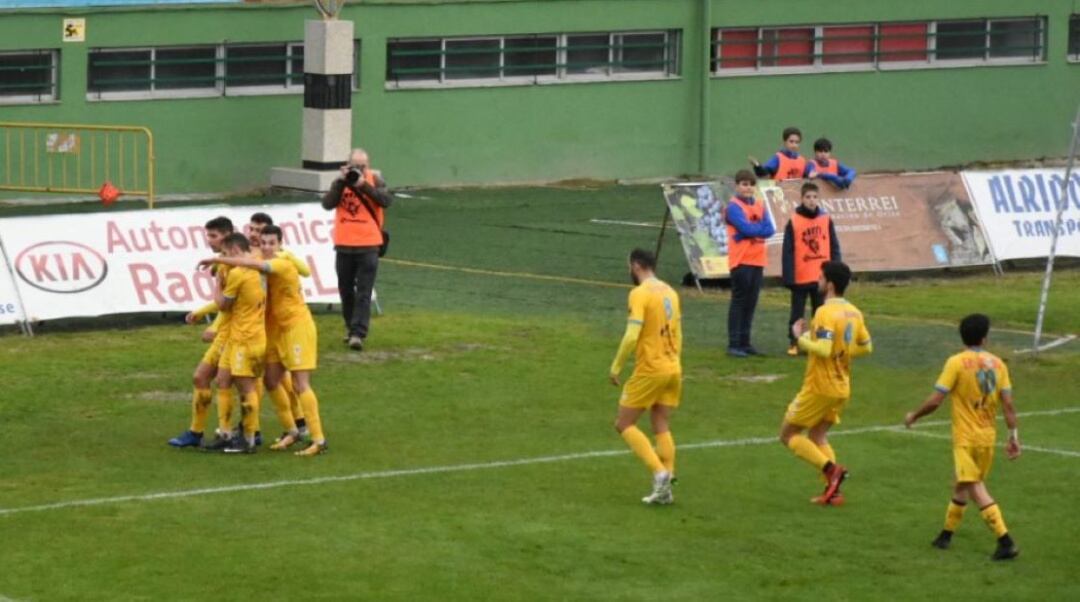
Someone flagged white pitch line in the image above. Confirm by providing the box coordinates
[891,428,1080,458]
[2,407,1079,518]
[1015,334,1078,354]
[589,218,663,228]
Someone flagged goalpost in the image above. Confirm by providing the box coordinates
[1031,103,1080,355]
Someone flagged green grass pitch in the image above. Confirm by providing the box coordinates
[1,186,1079,600]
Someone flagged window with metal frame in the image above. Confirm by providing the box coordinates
[385,30,680,88]
[0,49,59,103]
[224,42,304,90]
[87,41,359,100]
[1067,15,1080,61]
[713,17,1045,76]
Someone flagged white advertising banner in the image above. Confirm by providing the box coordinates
[0,239,26,325]
[0,203,340,321]
[963,169,1080,261]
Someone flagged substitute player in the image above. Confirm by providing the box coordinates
[168,216,235,448]
[201,225,328,457]
[208,233,267,454]
[778,261,872,506]
[904,314,1020,560]
[609,249,681,505]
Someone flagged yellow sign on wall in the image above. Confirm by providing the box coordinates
[63,18,85,43]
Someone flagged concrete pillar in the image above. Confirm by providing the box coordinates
[270,19,353,192]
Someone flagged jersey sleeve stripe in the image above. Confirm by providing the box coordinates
[933,384,950,393]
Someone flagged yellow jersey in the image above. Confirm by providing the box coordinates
[208,262,233,338]
[934,349,1012,447]
[264,256,312,329]
[222,265,266,343]
[628,278,681,376]
[799,298,871,399]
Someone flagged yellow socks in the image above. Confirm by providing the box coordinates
[944,499,967,532]
[217,388,235,434]
[282,372,305,421]
[298,389,325,444]
[621,426,665,474]
[269,385,297,433]
[817,443,836,483]
[240,390,260,441]
[787,434,830,470]
[189,388,212,433]
[655,431,676,475]
[980,503,1009,538]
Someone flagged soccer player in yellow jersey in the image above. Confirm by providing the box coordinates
[609,249,682,505]
[201,225,328,457]
[207,233,267,454]
[779,261,872,506]
[168,216,236,448]
[904,313,1020,561]
[243,212,310,438]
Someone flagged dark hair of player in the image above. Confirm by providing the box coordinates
[821,261,851,295]
[205,216,234,234]
[782,127,802,141]
[734,169,757,185]
[250,212,273,226]
[222,232,250,252]
[261,224,283,242]
[629,248,657,271]
[959,313,991,347]
[813,138,833,153]
[801,182,819,196]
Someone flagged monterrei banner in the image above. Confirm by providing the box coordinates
[0,203,340,322]
[962,169,1080,261]
[664,172,995,279]
[767,172,994,274]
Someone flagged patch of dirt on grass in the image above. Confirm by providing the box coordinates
[325,342,502,365]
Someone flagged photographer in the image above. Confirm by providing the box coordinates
[322,148,393,351]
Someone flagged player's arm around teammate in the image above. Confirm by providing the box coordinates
[200,227,327,457]
[205,234,268,453]
[609,249,681,505]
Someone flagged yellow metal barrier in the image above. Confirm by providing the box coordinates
[0,122,155,207]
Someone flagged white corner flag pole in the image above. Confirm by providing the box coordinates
[1032,103,1080,354]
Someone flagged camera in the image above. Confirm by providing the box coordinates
[344,164,365,185]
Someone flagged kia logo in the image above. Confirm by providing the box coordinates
[15,241,109,294]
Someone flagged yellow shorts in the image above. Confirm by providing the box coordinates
[784,391,848,428]
[954,446,994,483]
[271,320,318,371]
[219,340,266,378]
[200,334,226,367]
[619,372,681,409]
[265,323,281,364]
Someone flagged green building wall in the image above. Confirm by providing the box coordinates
[0,0,1077,194]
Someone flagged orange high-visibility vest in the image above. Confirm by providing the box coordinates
[814,158,838,176]
[726,196,768,269]
[333,171,385,247]
[774,152,808,181]
[791,212,832,285]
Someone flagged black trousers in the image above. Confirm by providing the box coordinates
[335,249,380,339]
[788,284,824,344]
[727,265,763,349]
